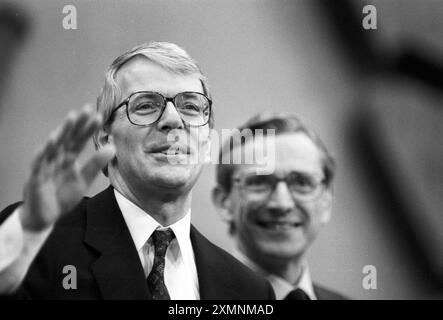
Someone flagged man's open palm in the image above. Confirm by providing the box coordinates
[20,105,115,232]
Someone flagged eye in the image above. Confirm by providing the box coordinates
[132,102,160,114]
[288,173,316,193]
[179,102,200,113]
[244,175,272,190]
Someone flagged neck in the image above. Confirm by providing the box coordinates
[240,246,305,285]
[109,173,192,226]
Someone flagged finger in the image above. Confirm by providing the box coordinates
[70,112,103,154]
[60,152,77,171]
[45,111,77,162]
[42,135,57,163]
[80,144,116,187]
[62,104,95,153]
[29,144,47,180]
[53,106,95,168]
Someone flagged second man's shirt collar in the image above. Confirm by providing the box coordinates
[232,247,317,300]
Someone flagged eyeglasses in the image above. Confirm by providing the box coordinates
[110,91,212,127]
[232,172,327,202]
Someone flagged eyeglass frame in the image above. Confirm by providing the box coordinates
[109,90,212,127]
[232,172,328,202]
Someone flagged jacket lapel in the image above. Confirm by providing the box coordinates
[83,186,151,299]
[190,226,241,299]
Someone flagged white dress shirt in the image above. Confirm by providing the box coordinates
[114,189,200,300]
[0,207,53,293]
[233,248,317,300]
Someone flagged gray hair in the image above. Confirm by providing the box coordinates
[217,112,336,235]
[93,41,213,149]
[217,112,336,194]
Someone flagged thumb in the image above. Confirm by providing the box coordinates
[80,144,116,186]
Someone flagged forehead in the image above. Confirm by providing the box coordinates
[232,132,324,177]
[115,56,203,97]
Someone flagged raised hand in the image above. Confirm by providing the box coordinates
[19,105,115,232]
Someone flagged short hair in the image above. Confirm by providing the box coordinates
[93,41,213,150]
[216,112,336,194]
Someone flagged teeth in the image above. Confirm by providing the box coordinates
[161,151,184,155]
[270,223,291,231]
[259,222,301,230]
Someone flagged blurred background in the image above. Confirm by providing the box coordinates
[1,0,443,299]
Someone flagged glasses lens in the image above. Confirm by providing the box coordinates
[128,92,163,125]
[238,172,325,202]
[243,175,274,194]
[175,92,210,126]
[287,172,324,200]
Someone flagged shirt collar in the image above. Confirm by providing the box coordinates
[114,188,191,254]
[232,247,317,300]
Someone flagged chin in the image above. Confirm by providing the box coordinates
[151,173,189,188]
[157,178,188,189]
[257,241,305,260]
[150,168,194,188]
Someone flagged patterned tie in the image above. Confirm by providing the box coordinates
[147,228,175,300]
[284,288,311,300]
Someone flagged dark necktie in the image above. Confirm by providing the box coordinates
[284,288,311,300]
[147,228,175,300]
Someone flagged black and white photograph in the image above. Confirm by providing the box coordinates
[0,0,443,308]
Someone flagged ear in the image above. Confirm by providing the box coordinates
[319,189,333,224]
[96,126,113,148]
[211,185,233,224]
[94,126,116,177]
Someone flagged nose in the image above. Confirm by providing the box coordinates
[157,101,184,131]
[266,181,295,214]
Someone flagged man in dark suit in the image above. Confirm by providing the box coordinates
[212,112,347,300]
[0,42,274,300]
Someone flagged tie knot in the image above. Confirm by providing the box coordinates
[151,228,175,256]
[284,288,310,300]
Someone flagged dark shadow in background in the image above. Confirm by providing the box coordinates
[316,0,443,291]
[349,106,443,292]
[0,2,30,113]
[393,47,443,92]
[314,0,383,73]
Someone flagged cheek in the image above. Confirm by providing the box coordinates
[233,200,263,228]
[113,125,146,153]
[190,127,210,149]
[304,204,327,230]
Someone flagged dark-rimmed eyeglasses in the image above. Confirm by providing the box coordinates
[232,171,327,202]
[110,91,212,127]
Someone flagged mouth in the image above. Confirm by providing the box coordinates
[148,144,190,156]
[256,221,303,231]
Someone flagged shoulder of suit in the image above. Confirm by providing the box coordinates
[0,201,23,225]
[313,283,350,300]
[191,226,271,286]
[54,196,91,229]
[0,197,90,231]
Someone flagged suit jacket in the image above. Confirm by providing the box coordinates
[313,284,348,300]
[0,186,275,300]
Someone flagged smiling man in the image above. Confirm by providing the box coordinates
[0,42,274,300]
[213,112,347,300]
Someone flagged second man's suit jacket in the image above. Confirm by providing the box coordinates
[0,186,275,300]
